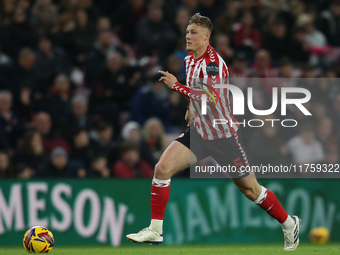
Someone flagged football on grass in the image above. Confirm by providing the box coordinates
[310,226,330,244]
[23,226,54,253]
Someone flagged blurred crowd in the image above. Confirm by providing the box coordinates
[0,0,340,179]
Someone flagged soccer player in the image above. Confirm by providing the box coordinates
[127,13,301,251]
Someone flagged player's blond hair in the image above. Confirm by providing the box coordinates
[188,13,213,33]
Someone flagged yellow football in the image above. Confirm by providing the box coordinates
[310,226,330,244]
[23,226,54,253]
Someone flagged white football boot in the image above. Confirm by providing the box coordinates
[126,227,163,245]
[283,215,301,251]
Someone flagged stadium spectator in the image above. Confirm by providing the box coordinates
[42,74,72,128]
[289,27,310,65]
[1,48,37,97]
[213,34,234,63]
[33,112,70,153]
[69,127,94,166]
[229,52,250,90]
[85,30,127,84]
[174,7,191,38]
[296,13,329,66]
[14,163,36,179]
[319,0,340,47]
[136,3,177,57]
[39,147,86,178]
[252,49,277,78]
[96,53,140,107]
[87,154,110,178]
[263,21,289,63]
[31,0,58,35]
[0,151,12,178]
[14,130,47,173]
[121,121,156,166]
[49,13,78,62]
[0,90,26,148]
[0,8,36,58]
[214,0,238,35]
[142,118,168,162]
[131,75,171,128]
[63,95,94,139]
[197,0,223,23]
[287,124,325,164]
[111,0,146,44]
[316,117,334,146]
[72,10,96,56]
[166,54,185,84]
[0,46,11,66]
[323,142,339,164]
[112,141,154,178]
[247,116,291,166]
[35,37,72,89]
[13,86,34,123]
[234,11,262,59]
[90,122,118,165]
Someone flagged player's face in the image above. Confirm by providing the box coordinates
[186,23,209,52]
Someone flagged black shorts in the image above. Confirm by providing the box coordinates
[175,125,251,178]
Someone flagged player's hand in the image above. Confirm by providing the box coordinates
[158,70,178,89]
[185,110,195,127]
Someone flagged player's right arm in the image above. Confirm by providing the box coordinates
[158,70,217,105]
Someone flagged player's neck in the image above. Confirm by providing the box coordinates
[193,44,209,60]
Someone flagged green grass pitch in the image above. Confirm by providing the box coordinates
[1,243,339,255]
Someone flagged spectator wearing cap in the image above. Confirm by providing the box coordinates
[39,147,85,178]
[132,74,171,129]
[0,90,26,149]
[33,111,70,154]
[112,141,154,178]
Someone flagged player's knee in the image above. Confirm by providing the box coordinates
[239,187,258,201]
[154,162,173,179]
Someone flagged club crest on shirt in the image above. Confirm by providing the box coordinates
[206,62,219,76]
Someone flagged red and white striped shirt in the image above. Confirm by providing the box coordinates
[172,45,239,140]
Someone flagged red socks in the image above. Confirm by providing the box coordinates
[150,178,171,220]
[255,186,288,224]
